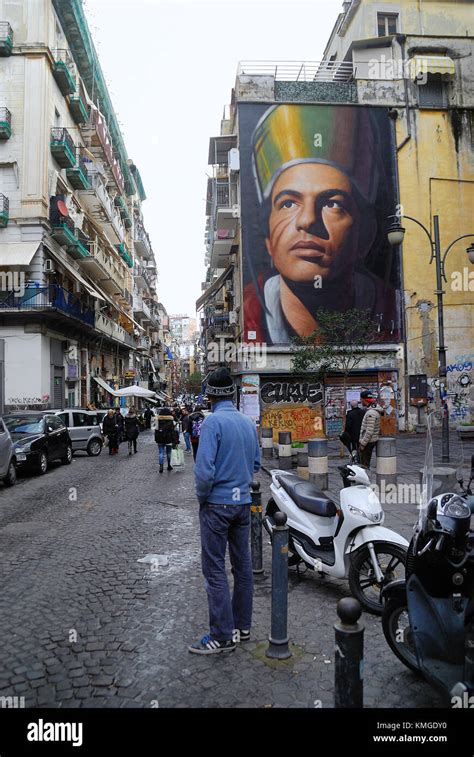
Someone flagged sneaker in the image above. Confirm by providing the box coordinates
[188,634,236,655]
[234,629,250,642]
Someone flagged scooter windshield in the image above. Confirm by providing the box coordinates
[418,410,437,528]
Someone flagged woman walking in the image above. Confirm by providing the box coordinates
[103,409,119,455]
[124,407,140,455]
[154,408,178,473]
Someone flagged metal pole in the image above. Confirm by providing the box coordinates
[433,215,449,462]
[250,481,264,575]
[334,598,364,708]
[266,512,291,659]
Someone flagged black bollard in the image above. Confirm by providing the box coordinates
[266,511,292,659]
[250,481,264,575]
[334,597,364,708]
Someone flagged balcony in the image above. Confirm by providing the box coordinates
[50,127,76,169]
[114,195,132,229]
[133,294,151,321]
[77,241,125,296]
[66,150,90,189]
[68,93,89,125]
[136,335,151,352]
[116,242,133,269]
[0,22,13,57]
[52,50,76,96]
[133,222,152,259]
[50,216,91,260]
[0,194,9,227]
[0,108,11,139]
[0,284,94,328]
[94,311,129,344]
[133,264,154,291]
[80,108,125,194]
[78,171,125,244]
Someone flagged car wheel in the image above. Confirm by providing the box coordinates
[36,451,48,475]
[62,444,73,465]
[4,460,17,486]
[87,438,102,457]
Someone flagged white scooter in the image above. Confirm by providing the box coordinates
[263,463,409,614]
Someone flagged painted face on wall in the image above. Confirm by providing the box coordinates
[265,163,359,282]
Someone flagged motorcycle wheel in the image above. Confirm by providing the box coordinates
[381,595,421,674]
[348,542,407,615]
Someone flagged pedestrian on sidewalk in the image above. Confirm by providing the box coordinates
[103,409,119,455]
[144,406,153,429]
[124,407,140,455]
[181,408,192,453]
[341,399,365,458]
[114,407,124,446]
[189,367,261,655]
[359,390,383,469]
[188,406,205,460]
[154,408,178,473]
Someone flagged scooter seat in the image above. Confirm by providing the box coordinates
[277,472,337,517]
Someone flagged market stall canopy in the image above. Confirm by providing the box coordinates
[114,385,157,398]
[93,376,118,395]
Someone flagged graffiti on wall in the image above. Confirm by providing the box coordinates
[260,377,324,441]
[262,406,324,442]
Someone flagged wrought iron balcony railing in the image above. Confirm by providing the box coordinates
[0,107,12,139]
[0,22,13,56]
[50,127,76,168]
[0,193,9,227]
[0,284,94,327]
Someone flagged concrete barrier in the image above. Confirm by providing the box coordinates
[376,437,397,489]
[278,431,292,470]
[308,437,328,490]
[297,451,309,480]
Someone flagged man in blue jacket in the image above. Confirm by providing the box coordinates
[189,367,261,655]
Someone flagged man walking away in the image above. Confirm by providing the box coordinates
[189,367,261,655]
[359,390,383,469]
[188,406,205,460]
[154,408,179,472]
[181,408,192,453]
[143,406,153,430]
[124,408,140,455]
[344,400,366,457]
[103,409,118,455]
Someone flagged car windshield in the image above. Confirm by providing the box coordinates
[4,416,45,435]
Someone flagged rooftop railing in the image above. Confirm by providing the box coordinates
[237,60,354,82]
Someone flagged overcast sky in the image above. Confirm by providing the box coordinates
[84,0,343,317]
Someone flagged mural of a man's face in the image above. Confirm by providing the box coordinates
[265,163,359,282]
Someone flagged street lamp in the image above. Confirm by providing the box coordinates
[387,213,474,462]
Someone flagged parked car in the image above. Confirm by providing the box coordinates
[52,409,103,456]
[0,416,17,486]
[4,412,72,475]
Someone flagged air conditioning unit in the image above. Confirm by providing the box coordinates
[44,259,55,273]
[232,205,240,219]
[228,148,240,172]
[229,311,237,324]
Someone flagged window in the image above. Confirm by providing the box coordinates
[72,412,88,427]
[58,412,69,427]
[46,416,65,431]
[377,12,398,37]
[418,75,447,108]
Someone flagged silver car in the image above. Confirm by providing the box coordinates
[53,409,103,456]
[0,416,17,486]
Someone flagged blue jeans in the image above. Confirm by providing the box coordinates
[158,444,172,466]
[199,503,253,641]
[183,431,191,451]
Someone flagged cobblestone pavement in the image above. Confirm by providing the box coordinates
[0,428,470,709]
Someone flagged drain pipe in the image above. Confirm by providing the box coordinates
[396,34,412,152]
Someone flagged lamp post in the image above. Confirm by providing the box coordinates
[387,214,474,462]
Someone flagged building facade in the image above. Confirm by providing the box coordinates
[198,0,473,438]
[0,0,166,411]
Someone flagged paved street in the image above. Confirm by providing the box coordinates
[1,429,469,709]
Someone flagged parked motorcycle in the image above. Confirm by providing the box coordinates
[263,463,408,614]
[381,410,474,703]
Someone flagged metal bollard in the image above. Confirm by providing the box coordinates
[250,481,264,575]
[266,512,292,659]
[376,437,397,491]
[261,427,273,459]
[334,598,364,708]
[296,451,309,480]
[308,437,328,490]
[278,431,292,470]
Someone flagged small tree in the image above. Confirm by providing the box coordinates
[291,307,380,426]
[186,370,203,395]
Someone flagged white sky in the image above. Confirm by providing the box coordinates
[84,0,343,317]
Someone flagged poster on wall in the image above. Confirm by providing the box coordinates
[260,377,324,441]
[238,103,401,346]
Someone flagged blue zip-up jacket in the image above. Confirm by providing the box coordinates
[194,400,261,505]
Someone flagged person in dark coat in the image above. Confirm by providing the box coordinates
[103,409,119,455]
[124,407,140,455]
[342,400,366,454]
[114,408,124,445]
[143,406,153,429]
[154,408,179,473]
[188,407,205,461]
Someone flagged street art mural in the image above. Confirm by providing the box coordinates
[260,377,324,441]
[239,103,402,346]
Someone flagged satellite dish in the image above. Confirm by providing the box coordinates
[57,200,69,217]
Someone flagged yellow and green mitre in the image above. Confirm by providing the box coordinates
[252,104,379,205]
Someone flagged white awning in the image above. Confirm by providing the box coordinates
[92,376,118,395]
[409,55,455,79]
[0,242,41,267]
[46,246,106,301]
